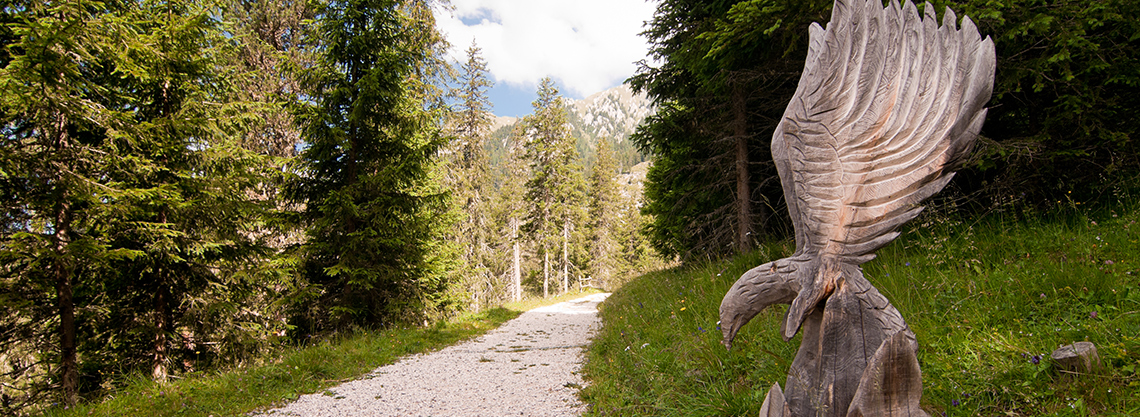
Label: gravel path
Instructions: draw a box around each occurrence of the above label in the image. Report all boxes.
[256,293,610,417]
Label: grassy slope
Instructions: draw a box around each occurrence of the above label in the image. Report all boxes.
[42,290,600,417]
[581,206,1140,416]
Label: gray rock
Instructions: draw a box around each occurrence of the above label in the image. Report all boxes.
[1051,342,1101,374]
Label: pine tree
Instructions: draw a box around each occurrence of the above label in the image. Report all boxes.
[587,138,622,288]
[290,0,455,329]
[522,78,583,297]
[0,1,108,403]
[631,0,830,260]
[446,42,496,310]
[79,0,280,385]
[491,123,530,302]
[0,0,280,406]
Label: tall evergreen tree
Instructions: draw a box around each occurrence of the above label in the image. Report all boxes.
[631,0,831,261]
[96,0,280,383]
[522,78,583,297]
[0,1,111,404]
[446,42,496,310]
[289,0,455,330]
[586,138,621,288]
[0,0,280,407]
[491,123,530,302]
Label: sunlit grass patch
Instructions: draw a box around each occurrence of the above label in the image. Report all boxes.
[582,205,1140,416]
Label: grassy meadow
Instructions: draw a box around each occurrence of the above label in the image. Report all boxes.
[39,290,601,417]
[580,204,1140,416]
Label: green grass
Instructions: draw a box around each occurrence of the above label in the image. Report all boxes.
[41,289,601,417]
[581,206,1140,416]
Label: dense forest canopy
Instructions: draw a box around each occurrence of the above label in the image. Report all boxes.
[632,0,1140,261]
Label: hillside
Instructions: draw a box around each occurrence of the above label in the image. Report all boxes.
[486,84,654,180]
[581,205,1140,415]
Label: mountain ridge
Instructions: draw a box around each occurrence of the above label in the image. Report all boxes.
[487,83,654,173]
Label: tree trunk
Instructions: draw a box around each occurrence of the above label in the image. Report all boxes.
[731,80,752,253]
[511,218,521,302]
[54,202,78,407]
[51,112,78,407]
[543,249,549,298]
[152,275,170,383]
[561,222,568,294]
[152,210,171,383]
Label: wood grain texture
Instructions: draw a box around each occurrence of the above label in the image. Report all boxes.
[847,331,929,417]
[718,0,995,415]
[760,383,793,417]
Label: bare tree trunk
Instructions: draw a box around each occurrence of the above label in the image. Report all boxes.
[543,249,549,298]
[731,81,752,253]
[511,218,521,302]
[152,210,170,383]
[152,275,170,383]
[512,240,521,301]
[561,222,568,294]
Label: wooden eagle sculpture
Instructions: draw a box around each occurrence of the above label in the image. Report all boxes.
[717,0,995,415]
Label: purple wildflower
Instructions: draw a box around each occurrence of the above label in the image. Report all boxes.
[1031,355,1041,365]
[1090,311,1098,319]
[952,400,959,406]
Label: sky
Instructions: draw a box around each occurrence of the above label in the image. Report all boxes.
[433,0,658,118]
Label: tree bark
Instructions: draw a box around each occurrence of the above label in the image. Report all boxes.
[55,202,78,407]
[543,248,549,298]
[152,210,171,383]
[544,246,549,298]
[731,80,752,253]
[152,273,170,383]
[512,240,521,302]
[561,222,568,294]
[51,111,79,407]
[511,218,521,302]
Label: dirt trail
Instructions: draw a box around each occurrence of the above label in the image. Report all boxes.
[255,293,610,417]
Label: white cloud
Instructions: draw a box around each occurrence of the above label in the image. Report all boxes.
[433,0,657,97]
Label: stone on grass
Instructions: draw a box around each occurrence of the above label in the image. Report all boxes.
[1050,342,1100,374]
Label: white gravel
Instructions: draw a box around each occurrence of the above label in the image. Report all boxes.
[255,293,610,417]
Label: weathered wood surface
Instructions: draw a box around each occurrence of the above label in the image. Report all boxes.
[847,331,929,417]
[718,0,995,415]
[760,382,793,417]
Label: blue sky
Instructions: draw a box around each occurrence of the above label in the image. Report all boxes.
[433,0,658,118]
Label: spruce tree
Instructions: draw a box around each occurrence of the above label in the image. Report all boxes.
[446,42,495,310]
[587,138,621,288]
[0,1,109,403]
[631,0,830,260]
[491,123,530,302]
[522,78,583,297]
[290,0,455,329]
[0,0,279,405]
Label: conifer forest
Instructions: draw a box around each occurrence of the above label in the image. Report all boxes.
[0,0,659,412]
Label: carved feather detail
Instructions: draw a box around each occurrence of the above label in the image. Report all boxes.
[777,0,994,263]
[777,0,994,340]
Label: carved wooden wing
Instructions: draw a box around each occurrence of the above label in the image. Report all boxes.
[774,0,995,264]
